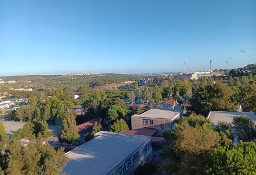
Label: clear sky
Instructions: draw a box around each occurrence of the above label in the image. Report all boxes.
[0,0,256,75]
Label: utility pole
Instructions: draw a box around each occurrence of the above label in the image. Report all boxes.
[183,62,186,74]
[210,60,212,72]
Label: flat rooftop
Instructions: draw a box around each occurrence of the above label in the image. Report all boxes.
[62,131,150,175]
[1,121,25,134]
[1,120,59,137]
[208,111,256,125]
[120,127,158,136]
[132,108,180,119]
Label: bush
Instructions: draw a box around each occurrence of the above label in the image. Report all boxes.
[136,162,156,175]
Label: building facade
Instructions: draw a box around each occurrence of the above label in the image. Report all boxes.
[63,131,152,175]
[131,109,181,135]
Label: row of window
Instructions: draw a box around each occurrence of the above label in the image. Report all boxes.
[143,142,151,153]
[142,119,167,129]
[118,150,140,175]
[142,119,153,125]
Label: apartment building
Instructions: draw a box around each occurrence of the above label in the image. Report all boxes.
[207,111,256,125]
[62,131,152,175]
[131,108,181,135]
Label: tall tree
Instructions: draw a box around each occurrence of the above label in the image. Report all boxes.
[239,84,256,112]
[5,139,67,175]
[57,112,79,144]
[161,115,220,175]
[127,91,136,102]
[205,142,256,175]
[191,82,236,116]
[174,117,219,157]
[92,122,102,135]
[152,85,162,103]
[233,116,255,142]
[110,119,129,132]
[107,105,127,122]
[0,121,7,150]
[142,87,153,103]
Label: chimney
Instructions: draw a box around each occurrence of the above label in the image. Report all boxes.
[237,104,242,112]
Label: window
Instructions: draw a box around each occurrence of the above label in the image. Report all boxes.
[146,154,152,163]
[125,160,131,170]
[143,119,153,125]
[118,167,123,175]
[122,165,126,173]
[133,151,139,162]
[143,142,151,153]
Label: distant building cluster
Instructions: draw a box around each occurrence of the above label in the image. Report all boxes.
[67,73,101,76]
[10,88,33,91]
[0,79,16,84]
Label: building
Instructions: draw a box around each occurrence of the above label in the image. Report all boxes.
[207,111,256,125]
[120,128,166,145]
[62,131,152,175]
[2,121,25,135]
[76,118,100,143]
[68,105,84,115]
[131,109,181,135]
[208,111,256,144]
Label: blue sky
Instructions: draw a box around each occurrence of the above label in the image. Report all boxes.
[0,0,256,75]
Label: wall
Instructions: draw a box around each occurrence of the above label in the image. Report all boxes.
[107,139,152,175]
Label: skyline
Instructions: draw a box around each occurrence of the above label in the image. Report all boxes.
[1,0,256,76]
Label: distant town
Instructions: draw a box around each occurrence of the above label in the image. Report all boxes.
[0,63,255,174]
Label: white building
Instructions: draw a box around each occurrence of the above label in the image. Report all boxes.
[62,131,152,175]
[207,111,256,125]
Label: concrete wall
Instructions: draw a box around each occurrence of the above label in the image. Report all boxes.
[131,115,179,135]
[107,139,152,175]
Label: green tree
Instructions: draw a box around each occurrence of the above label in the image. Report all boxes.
[80,86,90,102]
[191,82,236,116]
[0,121,7,150]
[5,139,67,175]
[233,116,255,142]
[161,115,220,175]
[92,122,102,135]
[214,122,233,146]
[110,119,129,132]
[10,106,32,121]
[239,84,256,112]
[136,106,143,114]
[174,118,219,156]
[174,80,192,98]
[57,112,79,144]
[142,87,153,103]
[205,142,256,175]
[127,91,136,102]
[107,105,126,122]
[152,85,162,103]
[14,120,48,139]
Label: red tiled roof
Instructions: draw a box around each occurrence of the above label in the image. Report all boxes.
[120,127,157,137]
[76,118,100,133]
[166,99,178,106]
[138,104,148,109]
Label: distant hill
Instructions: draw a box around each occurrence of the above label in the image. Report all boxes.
[229,63,256,77]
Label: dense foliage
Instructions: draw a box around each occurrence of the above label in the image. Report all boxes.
[160,114,256,175]
[0,121,67,175]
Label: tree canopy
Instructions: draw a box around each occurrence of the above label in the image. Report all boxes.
[191,82,236,116]
[57,111,79,144]
[110,119,129,132]
[205,142,256,175]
